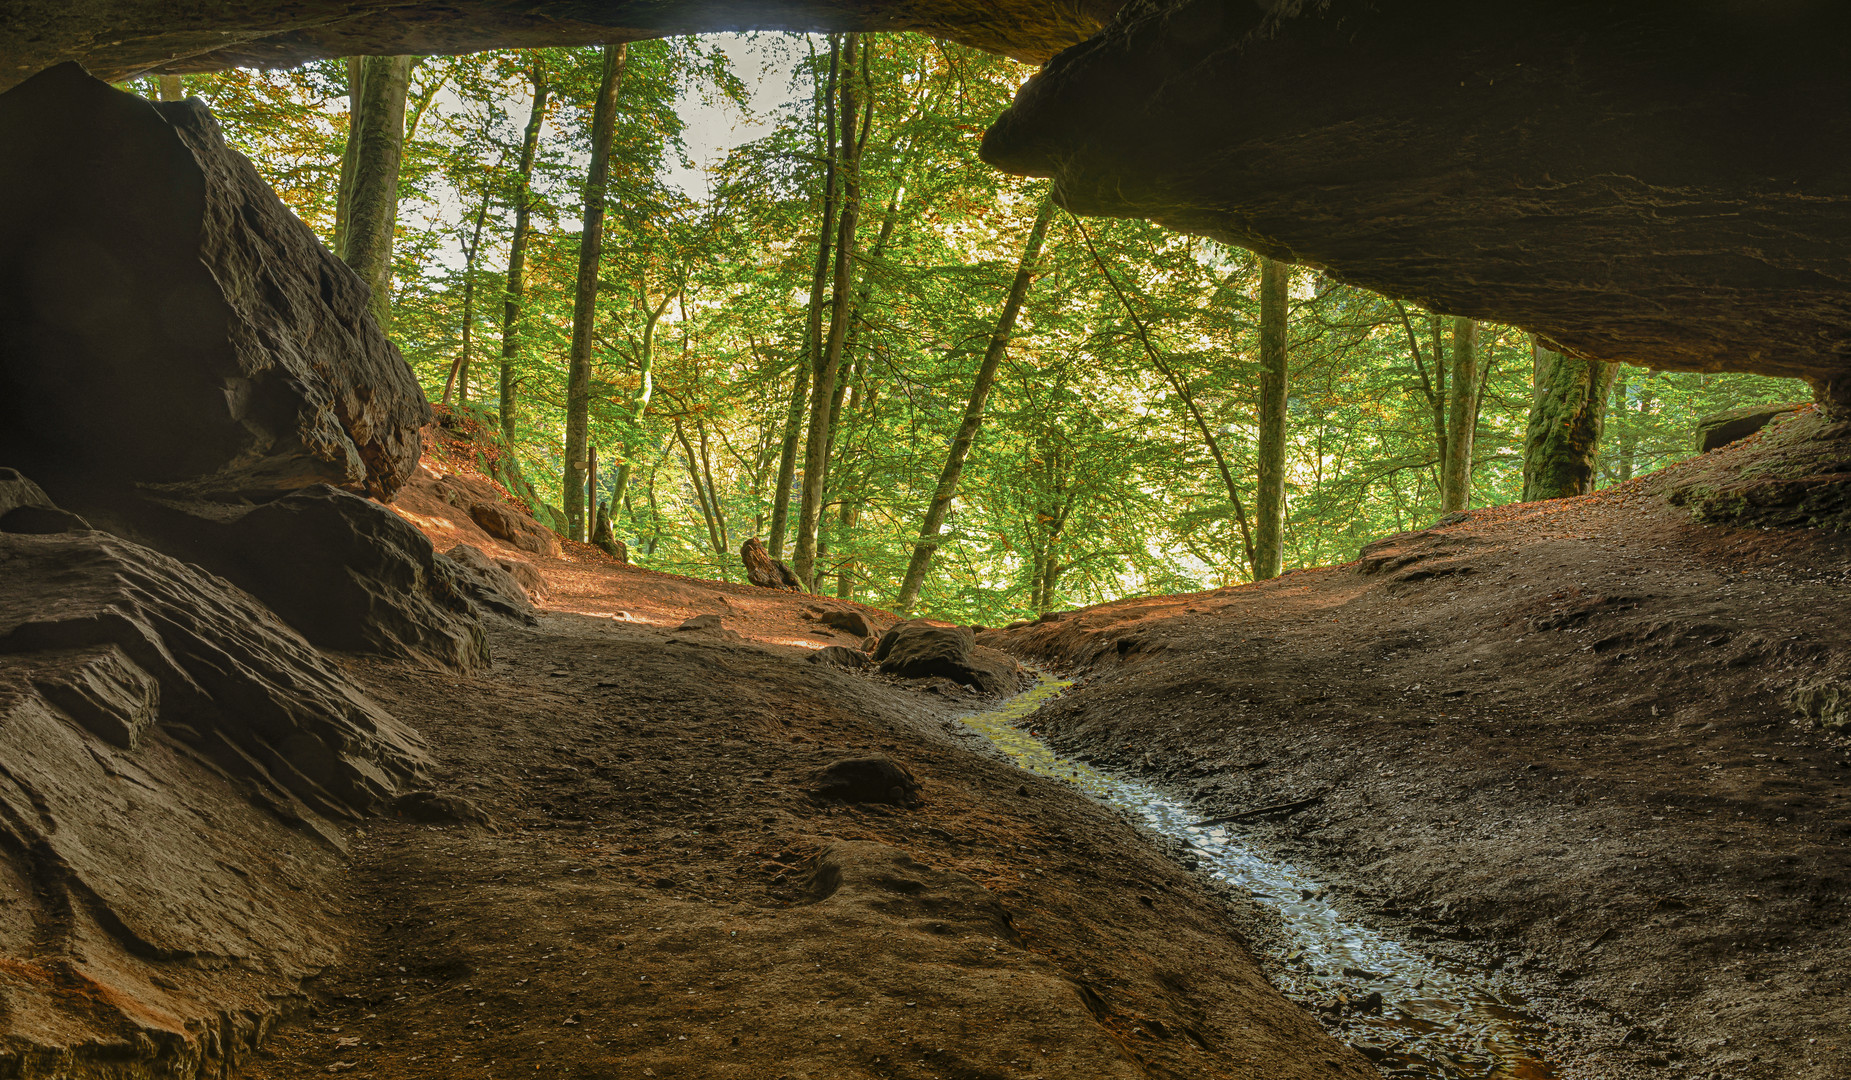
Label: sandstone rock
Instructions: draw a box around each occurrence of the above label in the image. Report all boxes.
[0,65,428,500]
[391,789,495,828]
[809,645,873,671]
[676,613,729,633]
[496,555,548,600]
[471,499,564,558]
[1695,403,1807,454]
[0,527,423,1073]
[133,485,489,671]
[742,537,803,590]
[809,756,922,806]
[982,2,1851,404]
[0,465,90,533]
[819,608,880,638]
[7,1,1121,93]
[874,619,1025,695]
[445,542,539,625]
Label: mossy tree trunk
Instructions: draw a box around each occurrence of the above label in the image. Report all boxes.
[1522,337,1617,501]
[1253,256,1289,579]
[562,45,626,543]
[337,55,413,331]
[1440,317,1479,511]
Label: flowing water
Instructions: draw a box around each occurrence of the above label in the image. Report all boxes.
[959,674,1560,1080]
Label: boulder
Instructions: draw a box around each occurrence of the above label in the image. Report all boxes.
[131,485,489,671]
[445,542,539,625]
[0,65,428,501]
[0,524,427,1072]
[0,465,91,533]
[471,499,564,558]
[1695,402,1807,453]
[874,619,1025,695]
[818,608,880,638]
[742,537,803,590]
[496,554,548,600]
[809,755,922,806]
[982,2,1851,408]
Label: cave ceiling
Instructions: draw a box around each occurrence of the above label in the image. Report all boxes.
[983,0,1851,406]
[0,0,1122,90]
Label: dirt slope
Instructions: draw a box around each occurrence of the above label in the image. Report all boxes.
[233,423,1376,1079]
[992,411,1851,1080]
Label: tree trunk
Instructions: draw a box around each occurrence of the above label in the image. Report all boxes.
[337,55,413,331]
[157,74,183,101]
[1441,316,1479,511]
[769,38,842,562]
[562,45,626,544]
[609,293,672,532]
[894,194,1055,615]
[441,195,491,404]
[499,59,550,445]
[1521,337,1617,501]
[792,37,855,589]
[333,58,361,256]
[1253,256,1289,580]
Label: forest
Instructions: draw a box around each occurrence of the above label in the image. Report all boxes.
[135,33,1804,624]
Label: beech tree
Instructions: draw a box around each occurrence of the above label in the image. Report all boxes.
[1253,256,1289,579]
[1522,338,1616,500]
[336,55,413,329]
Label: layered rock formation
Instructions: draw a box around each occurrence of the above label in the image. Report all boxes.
[3,0,1124,91]
[983,1,1851,413]
[0,63,428,500]
[0,487,431,1074]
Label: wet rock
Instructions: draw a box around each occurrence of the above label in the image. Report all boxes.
[1695,402,1807,453]
[809,645,873,671]
[874,619,1024,695]
[982,2,1851,402]
[471,499,563,559]
[133,485,488,671]
[741,537,803,590]
[0,66,427,500]
[810,755,922,806]
[445,542,539,625]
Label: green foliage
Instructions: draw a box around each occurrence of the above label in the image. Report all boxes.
[193,34,1810,625]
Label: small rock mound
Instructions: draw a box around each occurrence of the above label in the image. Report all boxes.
[471,499,563,558]
[809,755,922,806]
[391,790,495,828]
[874,619,1024,695]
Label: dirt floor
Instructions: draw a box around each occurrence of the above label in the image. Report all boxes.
[237,408,1850,1080]
[235,432,1379,1080]
[997,411,1851,1080]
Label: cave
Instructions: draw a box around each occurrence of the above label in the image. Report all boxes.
[1,3,1847,1079]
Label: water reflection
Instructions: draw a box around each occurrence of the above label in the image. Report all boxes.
[961,674,1559,1080]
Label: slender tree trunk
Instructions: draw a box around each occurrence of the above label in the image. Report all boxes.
[1253,256,1289,579]
[893,194,1054,614]
[441,196,491,404]
[794,33,866,590]
[338,55,413,331]
[771,36,842,563]
[500,59,551,445]
[1521,337,1617,501]
[698,415,729,553]
[563,45,626,543]
[586,443,599,534]
[675,419,726,556]
[1441,317,1479,511]
[610,294,671,529]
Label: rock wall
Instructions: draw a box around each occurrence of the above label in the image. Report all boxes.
[982,0,1851,410]
[2,0,1125,92]
[0,64,429,501]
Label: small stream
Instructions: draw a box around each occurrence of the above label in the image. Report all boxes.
[959,674,1560,1080]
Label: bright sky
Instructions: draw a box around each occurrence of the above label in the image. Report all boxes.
[660,33,806,200]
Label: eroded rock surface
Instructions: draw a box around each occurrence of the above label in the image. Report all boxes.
[0,523,430,1075]
[0,64,429,500]
[875,618,1025,694]
[5,0,1124,92]
[983,1,1851,406]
